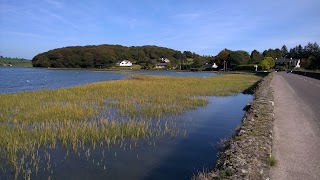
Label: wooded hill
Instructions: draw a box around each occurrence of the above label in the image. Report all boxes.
[31,44,211,69]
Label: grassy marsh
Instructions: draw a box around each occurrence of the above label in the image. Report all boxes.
[0,74,260,178]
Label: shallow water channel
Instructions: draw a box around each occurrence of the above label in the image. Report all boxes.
[1,94,252,179]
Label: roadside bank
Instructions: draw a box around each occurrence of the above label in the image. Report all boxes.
[196,73,274,180]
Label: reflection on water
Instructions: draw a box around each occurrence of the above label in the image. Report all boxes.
[0,94,252,179]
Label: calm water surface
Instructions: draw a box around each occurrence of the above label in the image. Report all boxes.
[15,94,250,180]
[0,67,250,179]
[0,67,219,93]
[0,67,128,93]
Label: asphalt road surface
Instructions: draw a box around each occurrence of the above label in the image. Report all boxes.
[271,72,320,180]
[277,72,320,127]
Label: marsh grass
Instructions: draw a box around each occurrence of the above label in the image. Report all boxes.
[0,74,260,178]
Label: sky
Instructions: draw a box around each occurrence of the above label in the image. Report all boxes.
[0,0,320,59]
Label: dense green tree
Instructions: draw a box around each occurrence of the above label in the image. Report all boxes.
[260,59,270,70]
[227,50,250,69]
[278,42,320,69]
[304,43,320,69]
[306,43,319,55]
[260,57,274,70]
[190,56,205,68]
[289,45,304,59]
[212,49,232,69]
[250,50,263,64]
[265,57,275,68]
[82,52,94,68]
[263,49,282,59]
[183,51,193,58]
[34,55,51,67]
[281,45,288,58]
[68,54,82,67]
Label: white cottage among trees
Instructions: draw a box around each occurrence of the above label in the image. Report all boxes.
[117,60,132,67]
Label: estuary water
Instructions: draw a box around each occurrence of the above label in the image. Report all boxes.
[0,67,128,93]
[0,67,251,179]
[23,94,251,180]
[0,67,219,93]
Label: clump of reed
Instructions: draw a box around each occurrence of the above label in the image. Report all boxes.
[0,74,260,178]
[0,74,259,123]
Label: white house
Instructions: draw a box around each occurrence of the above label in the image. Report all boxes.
[203,63,218,70]
[117,60,132,67]
[160,58,170,63]
[212,63,218,68]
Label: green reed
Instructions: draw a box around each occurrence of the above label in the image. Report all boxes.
[0,74,260,178]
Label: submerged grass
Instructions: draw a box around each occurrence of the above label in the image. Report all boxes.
[0,74,260,178]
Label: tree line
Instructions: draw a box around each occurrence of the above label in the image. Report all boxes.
[32,42,320,70]
[208,42,319,70]
[32,45,212,69]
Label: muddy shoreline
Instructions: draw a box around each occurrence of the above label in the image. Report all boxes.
[196,73,274,179]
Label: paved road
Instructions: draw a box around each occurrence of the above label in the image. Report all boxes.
[278,72,320,127]
[271,72,320,180]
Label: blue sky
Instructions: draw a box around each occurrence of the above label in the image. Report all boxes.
[1,0,320,59]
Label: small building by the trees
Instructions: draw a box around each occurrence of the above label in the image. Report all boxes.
[116,60,132,67]
[160,58,170,63]
[275,58,300,70]
[203,63,218,71]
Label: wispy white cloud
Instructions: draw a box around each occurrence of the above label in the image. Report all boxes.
[39,9,83,31]
[44,0,64,8]
[174,12,202,19]
[0,31,47,39]
[105,15,147,30]
[172,10,215,24]
[0,1,36,14]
